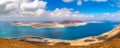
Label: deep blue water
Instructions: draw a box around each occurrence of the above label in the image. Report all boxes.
[0,22,119,40]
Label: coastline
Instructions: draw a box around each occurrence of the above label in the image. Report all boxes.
[46,24,120,46]
[10,24,120,46]
[49,25,120,46]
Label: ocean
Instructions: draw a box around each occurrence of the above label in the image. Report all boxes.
[0,22,119,40]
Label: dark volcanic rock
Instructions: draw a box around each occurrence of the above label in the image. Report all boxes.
[55,42,70,45]
[84,39,95,42]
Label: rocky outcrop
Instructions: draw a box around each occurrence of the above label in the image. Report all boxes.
[12,36,70,45]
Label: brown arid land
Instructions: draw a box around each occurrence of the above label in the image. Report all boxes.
[0,38,120,48]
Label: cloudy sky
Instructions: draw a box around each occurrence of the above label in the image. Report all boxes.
[0,0,120,22]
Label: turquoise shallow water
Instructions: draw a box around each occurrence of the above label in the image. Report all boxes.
[0,22,119,40]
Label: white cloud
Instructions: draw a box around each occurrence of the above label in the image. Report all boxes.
[84,0,108,2]
[0,7,120,22]
[63,0,82,6]
[0,0,120,22]
[91,0,108,2]
[20,0,47,11]
[63,0,74,3]
[5,3,19,11]
[0,1,16,13]
[77,0,82,6]
[63,0,108,6]
[89,11,120,22]
[0,0,47,14]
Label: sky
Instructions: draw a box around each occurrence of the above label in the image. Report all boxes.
[45,0,120,14]
[0,0,120,22]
